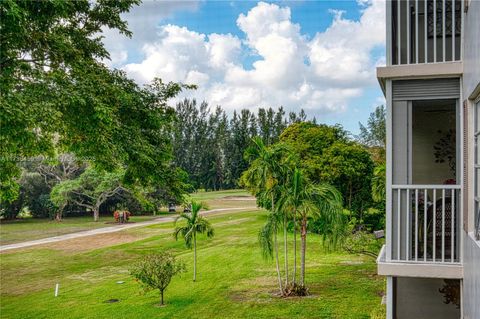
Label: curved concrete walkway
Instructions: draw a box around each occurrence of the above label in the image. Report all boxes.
[0,207,255,252]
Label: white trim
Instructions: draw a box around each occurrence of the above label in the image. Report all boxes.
[378,260,464,278]
[386,276,393,319]
[387,80,393,261]
[392,184,461,189]
[386,0,392,65]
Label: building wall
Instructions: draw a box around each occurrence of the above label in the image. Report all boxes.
[462,0,480,98]
[395,277,460,319]
[462,1,480,318]
[462,232,480,319]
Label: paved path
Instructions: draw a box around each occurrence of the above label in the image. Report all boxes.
[0,207,255,252]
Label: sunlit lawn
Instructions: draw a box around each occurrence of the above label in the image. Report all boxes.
[0,215,160,245]
[0,206,385,319]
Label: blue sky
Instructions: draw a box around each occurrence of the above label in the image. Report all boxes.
[103,0,386,134]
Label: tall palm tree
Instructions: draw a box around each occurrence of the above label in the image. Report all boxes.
[174,201,214,282]
[299,183,343,287]
[278,167,302,286]
[280,168,343,289]
[242,137,287,294]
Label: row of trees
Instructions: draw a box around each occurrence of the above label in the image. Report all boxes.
[173,100,309,191]
[242,137,344,295]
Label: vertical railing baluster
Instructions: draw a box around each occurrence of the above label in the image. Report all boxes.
[442,0,446,61]
[433,189,436,262]
[398,189,401,260]
[434,0,437,62]
[398,0,402,64]
[424,0,428,63]
[424,188,427,261]
[415,189,419,261]
[452,0,456,60]
[415,0,419,63]
[406,189,410,260]
[442,188,445,262]
[407,0,410,64]
[451,189,455,262]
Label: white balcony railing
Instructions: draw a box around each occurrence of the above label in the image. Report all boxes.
[389,0,463,65]
[389,184,461,264]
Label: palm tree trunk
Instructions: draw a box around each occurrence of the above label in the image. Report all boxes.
[272,195,283,295]
[293,208,297,285]
[193,231,197,282]
[300,213,307,287]
[274,223,283,295]
[283,210,288,286]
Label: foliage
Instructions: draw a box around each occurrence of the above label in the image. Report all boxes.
[358,105,386,148]
[280,122,374,221]
[174,201,214,281]
[0,0,191,203]
[173,100,309,190]
[50,168,126,221]
[372,164,386,203]
[130,252,185,306]
[242,137,344,295]
[342,230,384,259]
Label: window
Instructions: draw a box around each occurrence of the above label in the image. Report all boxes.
[475,101,480,240]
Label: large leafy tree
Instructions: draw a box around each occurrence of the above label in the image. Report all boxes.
[50,167,126,221]
[173,201,214,282]
[0,0,190,202]
[280,122,374,220]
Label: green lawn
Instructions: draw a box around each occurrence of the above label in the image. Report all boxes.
[0,208,385,318]
[0,189,251,246]
[0,215,159,245]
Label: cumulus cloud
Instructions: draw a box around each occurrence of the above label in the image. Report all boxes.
[118,0,385,115]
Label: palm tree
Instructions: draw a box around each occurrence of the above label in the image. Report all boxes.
[372,163,386,203]
[174,201,214,282]
[278,167,302,286]
[241,137,286,294]
[299,183,343,287]
[280,168,343,289]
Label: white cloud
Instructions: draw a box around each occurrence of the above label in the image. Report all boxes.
[118,0,386,116]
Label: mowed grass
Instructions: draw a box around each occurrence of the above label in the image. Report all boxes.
[0,207,385,319]
[0,215,160,245]
[0,189,251,245]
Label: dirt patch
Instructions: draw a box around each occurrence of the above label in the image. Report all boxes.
[42,232,143,253]
[222,196,256,201]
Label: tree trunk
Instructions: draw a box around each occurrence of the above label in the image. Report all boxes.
[293,208,297,285]
[55,204,65,221]
[93,207,99,222]
[193,231,197,282]
[160,289,164,305]
[300,213,307,287]
[274,222,283,295]
[283,210,289,286]
[272,195,283,295]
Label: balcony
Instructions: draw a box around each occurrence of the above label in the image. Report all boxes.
[390,184,461,263]
[388,0,463,66]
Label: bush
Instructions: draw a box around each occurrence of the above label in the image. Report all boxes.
[130,252,185,306]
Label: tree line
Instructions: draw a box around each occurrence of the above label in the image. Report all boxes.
[173,99,309,191]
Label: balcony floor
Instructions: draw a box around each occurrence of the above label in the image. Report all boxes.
[377,245,463,279]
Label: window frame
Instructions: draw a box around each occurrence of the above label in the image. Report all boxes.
[474,100,480,240]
